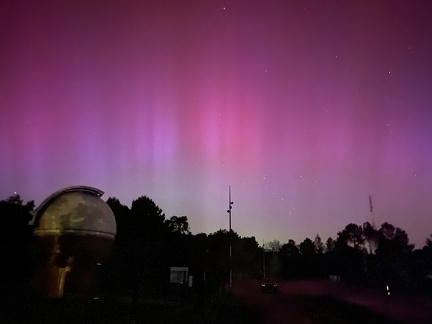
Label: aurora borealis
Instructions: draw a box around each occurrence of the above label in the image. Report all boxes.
[1,1,432,247]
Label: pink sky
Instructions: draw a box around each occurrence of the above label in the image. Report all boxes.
[1,0,432,247]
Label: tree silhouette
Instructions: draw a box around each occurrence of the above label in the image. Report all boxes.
[372,222,415,291]
[3,191,429,298]
[299,238,321,278]
[166,216,191,235]
[105,197,132,293]
[279,240,301,279]
[313,234,325,254]
[332,225,366,282]
[362,222,378,254]
[264,239,281,252]
[336,223,364,250]
[299,238,315,257]
[326,237,335,252]
[0,194,35,295]
[424,234,432,254]
[106,197,131,235]
[376,222,414,256]
[233,236,260,278]
[130,196,167,243]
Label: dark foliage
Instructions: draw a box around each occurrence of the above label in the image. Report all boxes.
[1,192,432,300]
[0,195,34,296]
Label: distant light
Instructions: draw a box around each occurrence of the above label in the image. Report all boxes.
[96,262,102,266]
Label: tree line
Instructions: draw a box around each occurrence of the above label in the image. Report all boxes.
[1,193,432,298]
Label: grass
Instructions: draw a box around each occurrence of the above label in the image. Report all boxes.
[0,290,399,324]
[0,293,262,324]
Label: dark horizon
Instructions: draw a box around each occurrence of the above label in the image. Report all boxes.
[3,190,428,251]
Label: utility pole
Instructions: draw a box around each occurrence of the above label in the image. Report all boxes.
[227,185,233,288]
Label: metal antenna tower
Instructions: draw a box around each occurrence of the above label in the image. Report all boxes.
[262,239,266,278]
[369,194,376,228]
[227,185,233,288]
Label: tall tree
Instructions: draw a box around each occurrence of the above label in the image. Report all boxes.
[233,236,260,278]
[333,224,366,282]
[279,239,301,279]
[106,197,130,225]
[298,238,324,278]
[314,234,325,254]
[105,197,132,291]
[373,223,415,290]
[280,240,300,258]
[376,222,414,256]
[130,196,167,243]
[326,237,335,252]
[299,238,316,257]
[207,230,236,290]
[362,222,378,254]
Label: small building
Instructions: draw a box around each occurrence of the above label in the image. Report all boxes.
[170,266,192,287]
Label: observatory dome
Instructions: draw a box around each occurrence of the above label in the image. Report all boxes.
[30,186,116,298]
[34,186,116,238]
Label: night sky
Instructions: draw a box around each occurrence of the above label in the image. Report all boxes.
[1,1,432,248]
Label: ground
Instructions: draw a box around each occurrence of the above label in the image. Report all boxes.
[2,280,432,323]
[231,279,432,323]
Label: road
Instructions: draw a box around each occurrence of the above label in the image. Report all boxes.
[231,280,432,324]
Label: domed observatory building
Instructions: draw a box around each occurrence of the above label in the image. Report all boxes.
[31,186,116,298]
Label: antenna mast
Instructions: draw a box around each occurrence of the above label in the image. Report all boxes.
[262,239,266,278]
[227,185,233,288]
[369,194,376,228]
